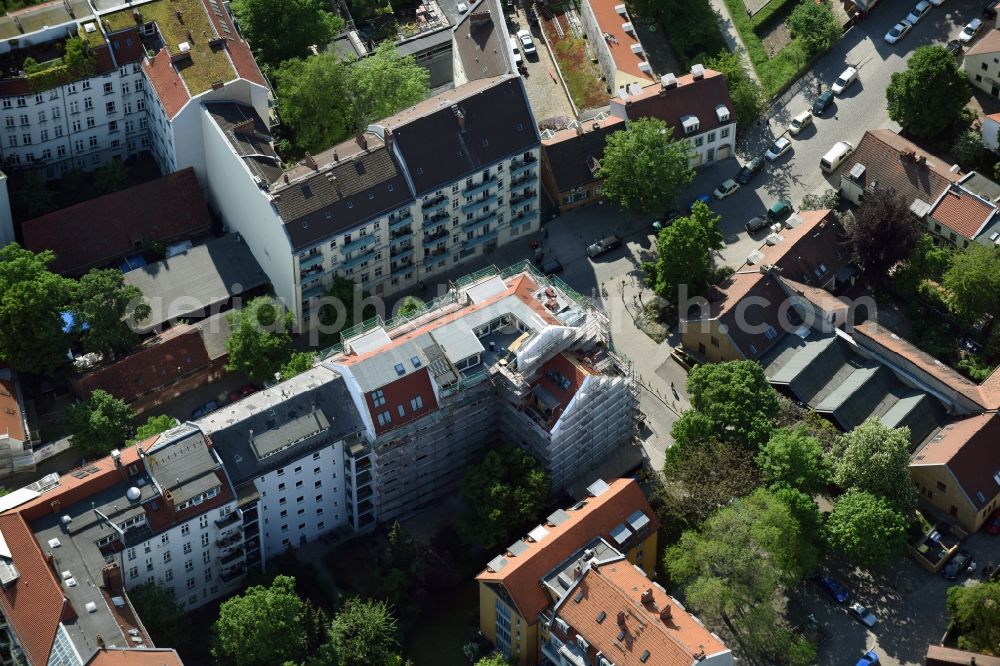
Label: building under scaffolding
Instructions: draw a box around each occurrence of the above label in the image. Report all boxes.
[323,261,638,523]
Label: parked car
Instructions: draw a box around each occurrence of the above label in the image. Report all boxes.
[943,549,976,579]
[516,29,536,55]
[812,574,849,603]
[929,0,945,4]
[745,215,769,233]
[884,19,912,43]
[906,0,931,23]
[713,179,740,200]
[689,193,712,211]
[856,651,880,666]
[586,235,621,258]
[946,39,963,55]
[959,18,983,43]
[765,137,792,161]
[767,199,794,224]
[832,67,858,95]
[813,89,834,115]
[985,0,998,18]
[848,602,878,627]
[191,399,221,419]
[227,384,258,403]
[986,508,1000,534]
[788,110,814,135]
[735,156,765,184]
[509,36,522,65]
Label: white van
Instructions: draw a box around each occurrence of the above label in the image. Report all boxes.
[820,140,855,173]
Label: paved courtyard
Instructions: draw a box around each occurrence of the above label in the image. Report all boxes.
[512,8,576,124]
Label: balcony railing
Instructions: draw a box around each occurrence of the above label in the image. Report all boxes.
[389,213,413,230]
[463,210,497,232]
[302,281,327,300]
[215,510,241,528]
[342,247,377,270]
[510,190,537,206]
[220,565,246,583]
[421,194,448,211]
[464,229,499,249]
[423,228,448,245]
[220,548,246,566]
[462,193,496,214]
[217,530,243,549]
[510,171,536,188]
[298,253,324,270]
[462,176,497,197]
[390,226,413,240]
[511,211,538,228]
[340,234,377,254]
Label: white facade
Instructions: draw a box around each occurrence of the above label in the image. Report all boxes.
[984,114,1000,152]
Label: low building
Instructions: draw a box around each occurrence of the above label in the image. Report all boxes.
[983,112,1000,152]
[926,645,1000,666]
[609,66,736,167]
[21,168,212,276]
[451,0,516,86]
[0,366,32,479]
[475,478,666,664]
[911,412,1000,532]
[539,115,624,214]
[580,0,655,94]
[963,29,1000,99]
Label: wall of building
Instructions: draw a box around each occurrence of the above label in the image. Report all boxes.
[927,214,973,248]
[478,585,536,665]
[966,52,1000,98]
[686,122,735,167]
[0,171,11,247]
[910,464,997,532]
[983,117,1000,152]
[682,320,744,363]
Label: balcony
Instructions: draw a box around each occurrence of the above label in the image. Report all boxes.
[220,565,246,583]
[462,193,496,214]
[462,176,497,197]
[389,212,413,230]
[220,548,246,566]
[510,190,537,206]
[511,211,538,228]
[390,226,413,240]
[463,211,497,233]
[424,208,451,226]
[390,244,413,259]
[298,253,324,270]
[215,510,241,528]
[342,247,377,270]
[464,229,499,249]
[423,228,448,245]
[421,194,448,212]
[302,281,328,300]
[511,154,537,170]
[217,530,244,549]
[340,234,377,254]
[510,171,536,188]
[391,259,414,275]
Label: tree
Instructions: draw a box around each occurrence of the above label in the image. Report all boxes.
[128,582,191,651]
[599,118,695,215]
[835,419,917,512]
[826,489,908,567]
[346,42,430,131]
[92,158,129,194]
[475,655,513,666]
[280,351,315,381]
[943,243,1000,323]
[644,206,719,304]
[225,297,295,383]
[130,414,179,444]
[952,129,986,168]
[841,189,921,279]
[65,389,133,456]
[800,188,840,211]
[895,234,954,298]
[887,45,972,138]
[62,36,96,76]
[212,575,306,666]
[396,295,425,318]
[947,582,1000,656]
[787,1,840,57]
[231,0,343,69]
[458,445,550,550]
[0,244,75,374]
[686,360,779,450]
[665,489,815,665]
[772,486,824,574]
[756,426,829,494]
[705,50,765,130]
[303,600,331,654]
[668,409,716,450]
[72,268,150,358]
[324,598,400,666]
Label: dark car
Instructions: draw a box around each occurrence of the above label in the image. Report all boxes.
[228,384,258,403]
[813,575,849,603]
[812,90,834,115]
[943,549,976,579]
[767,199,793,224]
[734,156,765,185]
[191,399,221,420]
[689,193,712,211]
[946,39,963,56]
[986,508,1000,535]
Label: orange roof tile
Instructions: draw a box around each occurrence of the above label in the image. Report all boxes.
[911,413,1000,510]
[0,375,26,442]
[587,0,654,85]
[85,647,184,665]
[476,479,659,624]
[143,50,190,119]
[930,188,996,240]
[965,28,1000,56]
[555,562,727,666]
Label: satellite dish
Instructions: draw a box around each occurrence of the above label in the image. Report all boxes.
[126,487,141,502]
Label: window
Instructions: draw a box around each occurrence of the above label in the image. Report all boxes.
[295,480,303,488]
[106,101,116,114]
[203,551,211,564]
[279,497,287,505]
[315,480,322,489]
[281,524,289,533]
[15,97,25,107]
[82,81,91,91]
[1,99,9,109]
[187,577,196,590]
[313,452,321,460]
[165,569,173,582]
[127,548,136,561]
[3,117,12,129]
[146,558,154,572]
[707,131,716,143]
[181,524,190,536]
[183,542,192,554]
[278,482,286,491]
[694,136,704,147]
[72,119,81,132]
[294,466,302,474]
[57,144,66,156]
[5,136,13,148]
[410,396,423,410]
[104,82,113,94]
[201,533,210,546]
[108,120,118,132]
[185,560,194,572]
[313,467,321,475]
[397,404,406,418]
[163,552,172,563]
[710,336,719,348]
[129,566,139,579]
[297,508,305,516]
[937,481,947,492]
[277,467,285,477]
[297,496,304,503]
[89,136,98,148]
[315,494,323,503]
[84,97,93,111]
[377,411,392,426]
[21,133,30,145]
[280,509,288,519]
[39,129,48,141]
[137,98,145,111]
[86,116,95,128]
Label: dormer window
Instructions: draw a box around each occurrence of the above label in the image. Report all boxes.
[681,115,700,135]
[715,104,730,123]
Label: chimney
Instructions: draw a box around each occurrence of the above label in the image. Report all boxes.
[163,490,176,516]
[575,124,584,136]
[384,127,393,150]
[660,72,677,92]
[283,174,289,184]
[452,104,465,131]
[331,175,341,195]
[102,561,124,594]
[691,63,705,79]
[333,151,339,162]
[660,605,672,622]
[356,132,368,149]
[640,588,654,606]
[574,565,582,579]
[50,499,61,514]
[303,152,318,171]
[616,611,626,626]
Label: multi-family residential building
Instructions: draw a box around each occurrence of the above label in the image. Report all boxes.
[581,0,655,95]
[609,65,736,167]
[963,28,1000,99]
[202,74,541,326]
[0,0,268,185]
[539,115,624,214]
[323,263,637,523]
[476,478,682,664]
[198,365,369,570]
[0,424,240,665]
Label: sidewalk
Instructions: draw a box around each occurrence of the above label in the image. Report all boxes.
[707,0,762,86]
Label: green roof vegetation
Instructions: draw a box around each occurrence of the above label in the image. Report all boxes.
[77,22,106,47]
[102,0,235,96]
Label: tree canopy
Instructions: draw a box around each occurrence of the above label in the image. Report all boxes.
[887,45,972,138]
[943,243,1000,324]
[347,42,430,131]
[475,656,513,666]
[458,445,550,550]
[127,582,191,651]
[324,598,401,666]
[644,204,721,304]
[800,188,840,211]
[834,419,917,512]
[705,50,765,130]
[599,118,695,215]
[825,489,908,568]
[685,360,779,450]
[130,415,179,444]
[65,389,134,456]
[787,0,840,57]
[756,426,829,494]
[841,189,921,279]
[231,0,344,70]
[397,296,425,318]
[0,244,74,374]
[280,351,315,381]
[772,486,824,574]
[72,268,150,358]
[212,575,307,666]
[947,581,1000,656]
[225,297,295,383]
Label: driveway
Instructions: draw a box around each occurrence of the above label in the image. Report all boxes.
[511,8,576,124]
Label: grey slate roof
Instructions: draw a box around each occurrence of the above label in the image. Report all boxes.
[205,102,284,185]
[197,366,365,487]
[453,0,513,81]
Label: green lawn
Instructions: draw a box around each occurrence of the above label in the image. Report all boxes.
[404,580,480,666]
[721,0,815,96]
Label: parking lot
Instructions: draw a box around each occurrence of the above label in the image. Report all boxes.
[510,7,576,123]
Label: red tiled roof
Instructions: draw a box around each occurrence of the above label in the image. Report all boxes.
[926,645,1000,666]
[911,412,1000,510]
[0,375,26,442]
[74,326,212,404]
[588,0,654,85]
[929,188,996,240]
[839,129,960,205]
[476,479,660,624]
[198,0,266,87]
[965,28,1000,56]
[143,49,191,119]
[0,513,68,666]
[361,367,439,436]
[611,69,734,138]
[86,647,184,665]
[555,563,727,666]
[21,168,212,276]
[108,28,147,66]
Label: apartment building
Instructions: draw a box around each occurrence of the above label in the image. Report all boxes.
[201,74,541,326]
[324,262,637,523]
[609,65,736,167]
[197,365,369,570]
[539,115,624,214]
[0,0,268,187]
[0,425,239,665]
[476,478,667,664]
